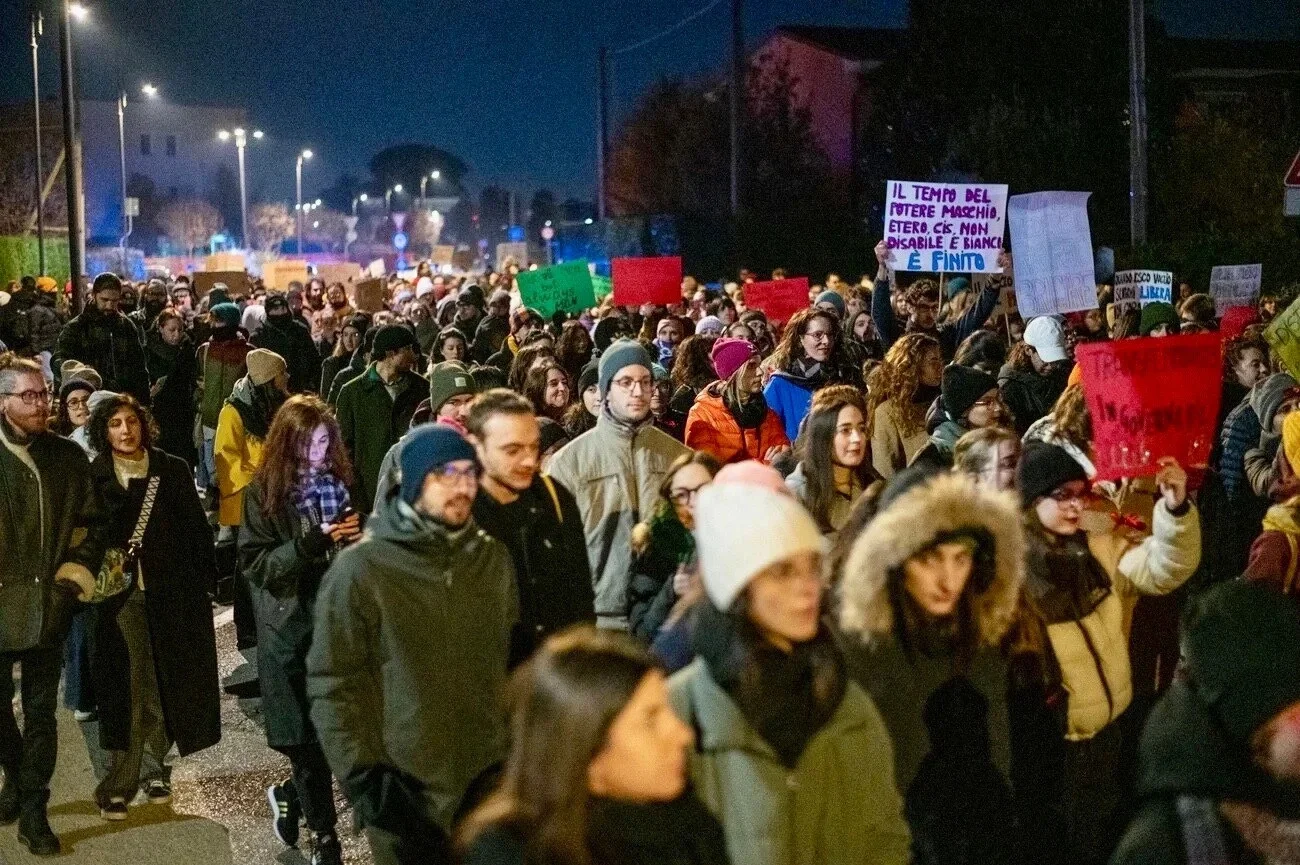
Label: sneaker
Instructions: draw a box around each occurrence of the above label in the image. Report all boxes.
[310,831,343,865]
[73,710,97,723]
[144,780,171,804]
[17,804,59,856]
[267,781,301,847]
[99,797,128,821]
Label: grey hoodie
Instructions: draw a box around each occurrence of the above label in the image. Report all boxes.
[1246,373,1297,497]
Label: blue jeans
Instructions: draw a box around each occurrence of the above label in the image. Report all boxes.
[62,609,96,713]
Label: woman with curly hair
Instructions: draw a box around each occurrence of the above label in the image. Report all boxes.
[868,333,942,480]
[763,307,863,442]
[555,319,594,387]
[668,335,717,431]
[507,341,556,394]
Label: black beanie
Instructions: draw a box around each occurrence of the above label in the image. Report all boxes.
[941,364,999,421]
[1017,441,1089,506]
[577,359,599,395]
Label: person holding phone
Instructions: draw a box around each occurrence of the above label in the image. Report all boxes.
[238,395,360,865]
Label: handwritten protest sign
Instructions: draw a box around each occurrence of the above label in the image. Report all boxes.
[431,245,455,266]
[516,260,596,317]
[1113,270,1173,310]
[496,242,529,271]
[976,269,1017,320]
[352,278,385,313]
[1209,264,1262,316]
[192,270,248,299]
[1007,191,1097,318]
[316,262,361,287]
[743,278,810,324]
[612,256,682,306]
[366,259,387,279]
[885,181,1008,273]
[1075,333,1222,481]
[592,274,613,301]
[204,252,246,272]
[263,259,310,291]
[1265,294,1300,380]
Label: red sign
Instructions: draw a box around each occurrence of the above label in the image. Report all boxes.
[1075,333,1223,481]
[743,277,810,324]
[1287,149,1300,187]
[611,256,682,307]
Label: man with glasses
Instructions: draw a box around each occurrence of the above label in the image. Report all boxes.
[548,339,690,630]
[53,272,151,404]
[308,424,517,865]
[0,357,107,855]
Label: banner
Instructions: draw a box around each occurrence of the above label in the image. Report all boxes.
[1075,333,1222,481]
[611,256,683,306]
[1113,270,1174,310]
[1007,191,1097,318]
[885,181,1008,273]
[516,260,596,317]
[263,259,310,291]
[192,270,248,299]
[1209,264,1262,316]
[1265,294,1300,380]
[431,245,455,266]
[743,278,810,324]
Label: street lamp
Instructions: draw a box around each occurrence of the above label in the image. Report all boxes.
[419,170,442,205]
[60,0,91,300]
[68,2,88,21]
[217,125,263,249]
[385,184,403,213]
[117,82,159,263]
[296,148,313,254]
[30,11,46,275]
[351,192,368,216]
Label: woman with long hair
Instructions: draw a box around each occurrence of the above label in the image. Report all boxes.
[684,338,789,465]
[239,395,359,865]
[868,333,942,480]
[668,335,718,431]
[84,394,220,820]
[319,315,369,397]
[508,341,556,394]
[555,319,595,388]
[843,308,884,367]
[432,325,470,365]
[763,308,863,443]
[954,426,1022,493]
[787,385,874,534]
[145,309,198,466]
[523,360,572,423]
[458,627,729,865]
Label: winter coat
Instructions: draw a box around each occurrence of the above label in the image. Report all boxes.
[197,332,251,429]
[472,475,595,667]
[763,372,818,443]
[1242,500,1300,593]
[1216,396,1260,502]
[910,418,966,471]
[668,658,911,865]
[325,351,368,405]
[54,306,151,403]
[237,479,336,747]
[872,400,931,480]
[335,364,427,514]
[547,415,690,626]
[684,387,789,465]
[319,351,352,397]
[145,332,198,466]
[306,492,518,834]
[215,396,265,527]
[627,512,695,642]
[472,314,510,364]
[87,449,220,756]
[871,274,998,359]
[0,422,105,652]
[252,316,322,394]
[785,462,861,534]
[998,362,1071,436]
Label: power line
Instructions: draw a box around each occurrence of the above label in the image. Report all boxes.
[610,0,727,56]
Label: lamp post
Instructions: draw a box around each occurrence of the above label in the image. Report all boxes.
[60,0,90,306]
[217,126,262,249]
[118,83,159,265]
[419,170,440,207]
[351,192,367,216]
[30,11,45,276]
[295,148,312,255]
[385,184,402,213]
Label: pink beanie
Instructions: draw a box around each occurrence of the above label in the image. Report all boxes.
[710,337,758,381]
[713,460,789,495]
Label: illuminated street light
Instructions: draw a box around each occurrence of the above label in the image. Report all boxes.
[295,149,314,253]
[252,129,264,139]
[140,83,158,98]
[68,2,88,21]
[217,126,262,247]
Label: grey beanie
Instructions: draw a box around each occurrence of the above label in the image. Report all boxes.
[598,339,654,398]
[1252,373,1298,434]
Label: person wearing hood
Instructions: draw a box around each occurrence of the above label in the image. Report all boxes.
[685,337,790,465]
[999,316,1074,435]
[1112,580,1300,865]
[548,340,690,631]
[667,479,912,865]
[869,333,944,479]
[836,467,1024,861]
[912,364,1007,470]
[325,326,376,406]
[1011,442,1201,865]
[196,301,252,493]
[1139,302,1180,338]
[307,424,518,865]
[53,272,151,404]
[319,314,369,398]
[763,308,863,443]
[253,293,322,394]
[471,289,512,363]
[454,285,487,344]
[1244,373,1300,501]
[145,309,199,467]
[786,385,873,534]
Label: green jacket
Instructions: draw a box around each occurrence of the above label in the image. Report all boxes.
[306,492,518,832]
[668,659,911,865]
[335,364,427,513]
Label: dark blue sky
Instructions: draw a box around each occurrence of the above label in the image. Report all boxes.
[0,0,1294,206]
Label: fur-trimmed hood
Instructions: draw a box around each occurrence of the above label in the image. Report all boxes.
[838,472,1024,647]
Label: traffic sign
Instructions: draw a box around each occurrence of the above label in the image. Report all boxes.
[1287,149,1300,187]
[541,225,555,241]
[392,232,408,251]
[125,197,140,217]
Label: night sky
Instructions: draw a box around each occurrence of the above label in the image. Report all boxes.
[0,0,1294,206]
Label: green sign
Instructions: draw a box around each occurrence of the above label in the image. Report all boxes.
[592,273,612,301]
[516,260,596,316]
[1266,294,1300,380]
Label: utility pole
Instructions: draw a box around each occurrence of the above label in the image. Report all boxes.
[729,0,743,216]
[117,91,128,268]
[59,0,86,306]
[30,11,45,276]
[596,46,610,221]
[1127,0,1148,247]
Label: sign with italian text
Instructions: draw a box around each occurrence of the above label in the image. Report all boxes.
[611,256,683,306]
[885,181,1007,273]
[1209,264,1262,316]
[1007,191,1097,318]
[516,260,596,317]
[1113,270,1173,310]
[1265,294,1300,380]
[743,278,810,324]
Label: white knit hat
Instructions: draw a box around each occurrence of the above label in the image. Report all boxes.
[694,482,827,611]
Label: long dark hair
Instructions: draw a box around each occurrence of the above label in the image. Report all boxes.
[523,360,571,422]
[458,627,662,865]
[509,342,556,394]
[670,335,717,391]
[555,320,594,385]
[795,385,872,532]
[767,308,858,385]
[254,395,353,517]
[88,393,159,457]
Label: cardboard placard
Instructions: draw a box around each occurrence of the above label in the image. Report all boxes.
[975,269,1017,319]
[1219,305,1258,342]
[1076,333,1222,481]
[1209,264,1262,316]
[611,256,683,306]
[496,242,529,271]
[885,181,1008,273]
[1265,294,1300,380]
[743,277,810,324]
[263,259,310,291]
[1113,270,1174,311]
[316,262,362,287]
[352,278,385,314]
[1008,191,1097,318]
[366,259,387,279]
[192,270,249,300]
[516,260,596,317]
[204,252,246,272]
[431,245,455,266]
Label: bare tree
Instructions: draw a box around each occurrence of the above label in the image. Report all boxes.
[249,203,295,254]
[305,207,349,252]
[157,199,222,254]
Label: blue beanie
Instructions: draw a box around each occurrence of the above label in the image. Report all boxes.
[598,339,654,398]
[210,302,240,328]
[945,276,970,299]
[399,424,478,504]
[814,291,845,316]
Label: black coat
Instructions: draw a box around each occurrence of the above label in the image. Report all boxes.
[472,475,594,667]
[252,316,322,394]
[145,332,199,466]
[238,479,333,748]
[88,449,220,756]
[54,306,151,403]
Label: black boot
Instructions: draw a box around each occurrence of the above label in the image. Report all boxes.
[0,767,19,825]
[310,830,342,865]
[17,791,60,856]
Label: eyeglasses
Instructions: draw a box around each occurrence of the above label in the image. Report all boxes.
[1047,485,1088,504]
[611,377,652,394]
[2,389,51,406]
[971,396,1002,410]
[804,330,833,343]
[431,464,480,485]
[668,484,709,507]
[65,396,89,409]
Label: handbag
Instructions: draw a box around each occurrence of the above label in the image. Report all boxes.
[89,476,160,604]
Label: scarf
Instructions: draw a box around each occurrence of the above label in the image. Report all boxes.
[294,468,350,526]
[647,505,695,566]
[790,356,825,384]
[1022,520,1112,624]
[692,601,846,769]
[226,376,283,439]
[652,338,676,366]
[717,380,768,429]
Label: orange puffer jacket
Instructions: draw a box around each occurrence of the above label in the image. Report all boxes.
[684,388,790,465]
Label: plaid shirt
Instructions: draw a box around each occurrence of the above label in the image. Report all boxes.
[294,469,350,527]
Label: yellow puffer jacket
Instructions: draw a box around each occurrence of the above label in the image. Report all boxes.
[215,403,264,527]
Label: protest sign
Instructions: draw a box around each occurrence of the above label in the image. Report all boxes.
[352,278,385,313]
[192,270,248,299]
[592,274,613,301]
[1007,191,1097,318]
[1220,305,1258,342]
[1209,264,1262,316]
[976,269,1017,320]
[366,259,387,279]
[496,242,529,271]
[885,181,1008,274]
[431,245,455,266]
[204,252,246,272]
[1113,270,1173,309]
[1265,294,1300,380]
[611,256,682,306]
[263,259,310,291]
[1075,333,1222,481]
[516,260,596,317]
[743,278,811,324]
[316,262,361,287]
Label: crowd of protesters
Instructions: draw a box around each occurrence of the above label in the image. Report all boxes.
[0,245,1297,865]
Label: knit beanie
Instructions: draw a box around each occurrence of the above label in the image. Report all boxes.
[428,361,477,414]
[59,376,98,403]
[264,293,290,315]
[1024,316,1069,364]
[1139,302,1179,336]
[941,364,999,421]
[246,348,287,386]
[416,276,435,299]
[344,314,371,337]
[86,390,121,417]
[710,337,757,381]
[372,324,418,359]
[1181,580,1300,744]
[488,289,511,308]
[1017,440,1089,506]
[592,317,627,353]
[537,417,570,454]
[60,361,102,390]
[457,285,485,307]
[945,276,970,300]
[598,339,653,398]
[696,315,725,336]
[1252,373,1298,435]
[695,483,826,611]
[210,302,241,328]
[399,424,478,505]
[576,359,599,395]
[815,290,845,317]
